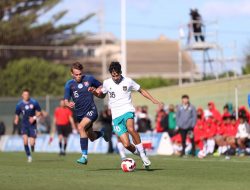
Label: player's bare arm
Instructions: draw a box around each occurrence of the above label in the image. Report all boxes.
[88,86,106,99]
[138,88,162,105]
[48,116,57,144]
[51,116,57,135]
[69,115,77,132]
[14,114,19,125]
[29,111,41,124]
[64,99,75,108]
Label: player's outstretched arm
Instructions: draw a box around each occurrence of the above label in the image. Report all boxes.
[69,115,77,134]
[14,115,19,125]
[64,99,75,108]
[88,86,106,99]
[49,117,57,144]
[138,88,163,105]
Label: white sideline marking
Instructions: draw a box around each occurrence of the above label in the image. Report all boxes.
[160,157,250,164]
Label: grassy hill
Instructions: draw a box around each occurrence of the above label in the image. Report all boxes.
[132,75,250,119]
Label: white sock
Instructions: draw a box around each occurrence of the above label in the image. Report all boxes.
[135,143,146,158]
[203,140,208,154]
[207,139,215,154]
[117,142,126,159]
[81,154,87,159]
[222,146,227,154]
[218,146,222,154]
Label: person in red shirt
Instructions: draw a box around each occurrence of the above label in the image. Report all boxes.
[171,133,191,155]
[214,115,229,155]
[52,99,77,155]
[224,116,238,150]
[194,108,205,151]
[222,105,231,119]
[208,102,222,122]
[155,104,166,133]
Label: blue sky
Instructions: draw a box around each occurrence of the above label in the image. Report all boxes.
[43,0,250,73]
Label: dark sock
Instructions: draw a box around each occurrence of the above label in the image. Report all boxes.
[94,131,103,139]
[31,145,35,152]
[80,138,88,155]
[64,143,67,151]
[24,145,31,157]
[59,142,62,151]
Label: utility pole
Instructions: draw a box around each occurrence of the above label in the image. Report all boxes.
[121,0,127,76]
[99,0,107,80]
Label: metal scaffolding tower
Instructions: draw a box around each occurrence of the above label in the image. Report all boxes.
[178,20,224,85]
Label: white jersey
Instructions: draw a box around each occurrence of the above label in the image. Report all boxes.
[101,77,140,119]
[236,123,250,139]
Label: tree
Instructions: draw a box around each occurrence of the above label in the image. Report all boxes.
[0,57,70,96]
[0,0,95,66]
[242,55,250,75]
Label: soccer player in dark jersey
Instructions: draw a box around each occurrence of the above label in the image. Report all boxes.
[64,62,107,165]
[14,89,41,163]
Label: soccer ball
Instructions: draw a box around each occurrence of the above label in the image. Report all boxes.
[121,158,136,172]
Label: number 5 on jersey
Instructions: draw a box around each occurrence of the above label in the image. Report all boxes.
[73,91,79,98]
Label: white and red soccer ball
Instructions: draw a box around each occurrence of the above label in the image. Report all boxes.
[121,158,136,172]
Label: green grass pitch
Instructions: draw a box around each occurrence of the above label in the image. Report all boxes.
[0,152,250,190]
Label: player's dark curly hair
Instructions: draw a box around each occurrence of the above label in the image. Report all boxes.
[71,61,83,72]
[109,61,122,74]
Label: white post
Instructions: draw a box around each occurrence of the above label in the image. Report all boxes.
[99,0,106,80]
[235,86,239,120]
[121,0,127,76]
[178,27,183,86]
[233,41,237,78]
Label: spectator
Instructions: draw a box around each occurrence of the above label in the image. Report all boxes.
[99,105,113,153]
[171,134,192,156]
[0,120,6,137]
[141,105,149,113]
[37,110,51,134]
[155,104,166,133]
[194,108,205,152]
[214,116,227,155]
[168,105,177,135]
[222,105,231,119]
[224,115,238,157]
[12,118,22,135]
[236,115,250,155]
[137,111,152,133]
[208,102,222,123]
[134,106,142,131]
[189,9,205,42]
[176,94,197,156]
[203,110,216,155]
[238,106,250,123]
[161,104,177,137]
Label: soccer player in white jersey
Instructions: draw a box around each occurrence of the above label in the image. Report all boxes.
[96,61,162,167]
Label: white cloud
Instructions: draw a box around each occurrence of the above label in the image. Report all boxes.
[201,0,250,18]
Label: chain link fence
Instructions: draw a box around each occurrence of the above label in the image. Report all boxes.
[0,96,104,134]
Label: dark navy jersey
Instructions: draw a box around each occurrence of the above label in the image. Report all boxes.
[64,75,102,117]
[15,98,41,127]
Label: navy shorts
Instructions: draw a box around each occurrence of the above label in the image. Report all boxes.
[76,107,98,123]
[21,125,37,138]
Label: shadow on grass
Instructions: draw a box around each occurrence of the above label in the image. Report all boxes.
[34,159,65,162]
[89,168,165,172]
